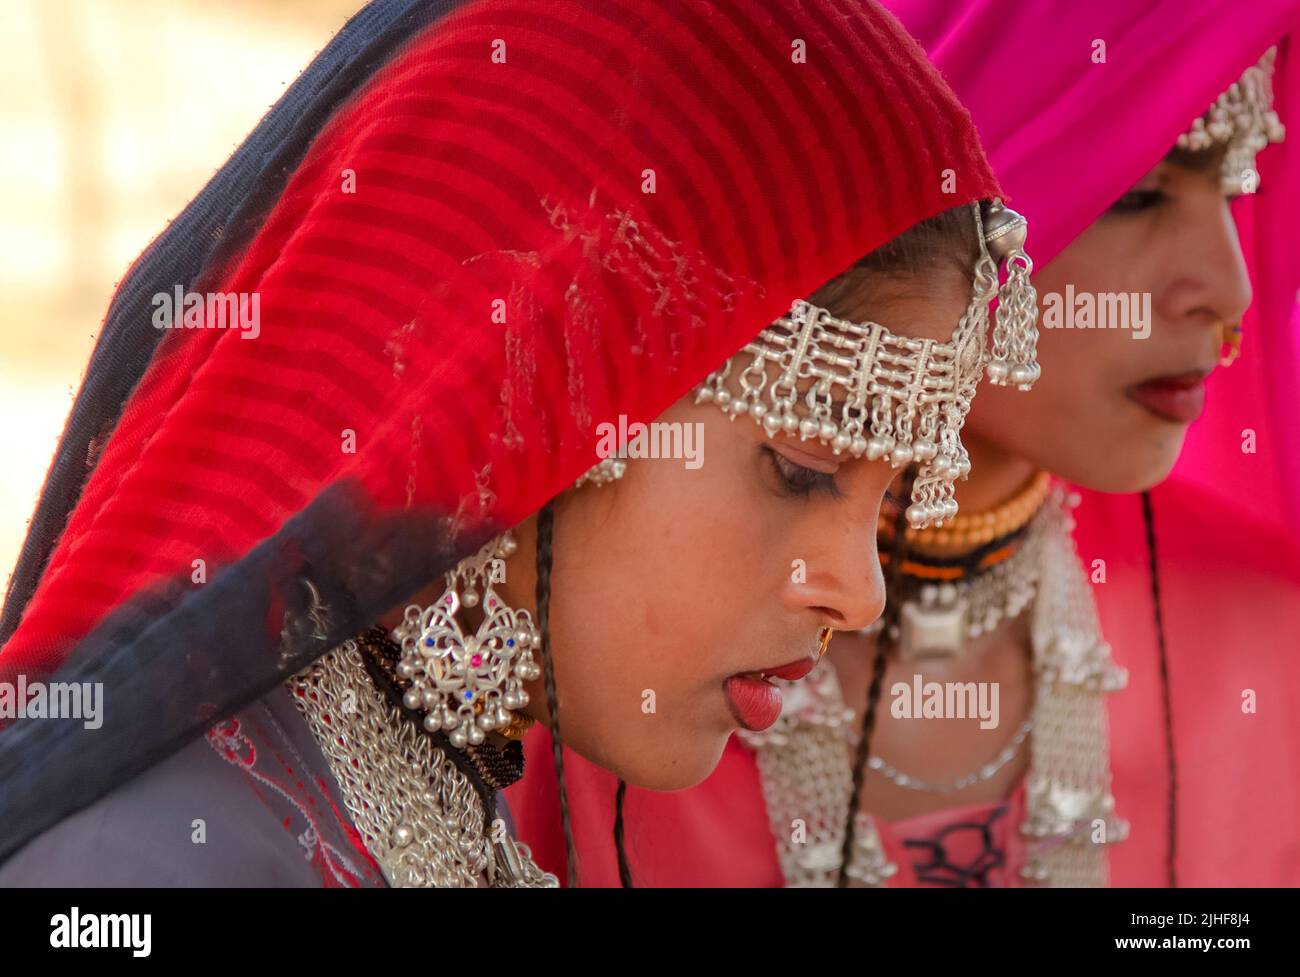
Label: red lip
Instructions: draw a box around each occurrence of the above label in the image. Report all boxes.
[1127,371,1208,423]
[723,656,817,732]
[724,676,784,731]
[763,657,818,682]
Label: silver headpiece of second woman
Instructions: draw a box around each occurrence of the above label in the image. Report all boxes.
[1177,46,1287,194]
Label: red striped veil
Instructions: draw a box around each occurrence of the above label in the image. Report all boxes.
[0,0,1002,860]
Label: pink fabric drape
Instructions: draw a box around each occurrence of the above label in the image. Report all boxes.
[890,0,1300,886]
[890,0,1300,541]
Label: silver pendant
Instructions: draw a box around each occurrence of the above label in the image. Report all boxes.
[897,589,968,661]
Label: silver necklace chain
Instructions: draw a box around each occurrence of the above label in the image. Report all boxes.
[864,718,1034,794]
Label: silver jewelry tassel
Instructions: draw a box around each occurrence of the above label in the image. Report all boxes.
[982,200,1041,391]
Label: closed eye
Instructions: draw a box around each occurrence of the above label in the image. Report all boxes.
[1107,188,1166,214]
[763,445,843,499]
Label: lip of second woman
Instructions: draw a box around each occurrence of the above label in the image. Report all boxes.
[722,656,818,732]
[1125,367,1212,423]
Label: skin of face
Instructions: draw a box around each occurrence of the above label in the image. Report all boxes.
[380,279,973,791]
[960,156,1253,494]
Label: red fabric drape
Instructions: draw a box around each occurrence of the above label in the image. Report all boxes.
[1,1,1000,718]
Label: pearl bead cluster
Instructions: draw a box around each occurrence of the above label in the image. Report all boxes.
[573,457,627,488]
[1177,47,1285,196]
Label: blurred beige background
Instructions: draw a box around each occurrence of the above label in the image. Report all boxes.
[0,0,364,601]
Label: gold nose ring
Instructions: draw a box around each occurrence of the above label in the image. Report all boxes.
[1218,320,1243,367]
[818,627,834,660]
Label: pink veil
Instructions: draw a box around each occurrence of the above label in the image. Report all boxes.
[886,0,1300,885]
[888,0,1300,537]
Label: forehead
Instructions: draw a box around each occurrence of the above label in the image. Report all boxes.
[832,272,975,345]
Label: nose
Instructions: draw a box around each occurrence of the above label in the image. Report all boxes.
[785,521,887,632]
[1162,194,1252,332]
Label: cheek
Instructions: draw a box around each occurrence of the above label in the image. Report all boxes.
[554,457,770,694]
[968,327,1153,461]
[1031,229,1173,387]
[965,252,1187,488]
[1032,324,1121,402]
[542,450,779,775]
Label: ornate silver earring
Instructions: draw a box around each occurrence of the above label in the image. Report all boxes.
[392,531,541,748]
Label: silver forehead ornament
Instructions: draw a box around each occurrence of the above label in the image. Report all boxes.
[1177,46,1286,194]
[695,199,1039,529]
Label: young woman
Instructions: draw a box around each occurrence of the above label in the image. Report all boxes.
[0,0,1039,887]
[505,1,1300,887]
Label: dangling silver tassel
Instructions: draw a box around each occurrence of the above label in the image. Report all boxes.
[982,200,1041,391]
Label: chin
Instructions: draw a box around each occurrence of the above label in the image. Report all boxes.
[616,733,729,792]
[1060,432,1187,494]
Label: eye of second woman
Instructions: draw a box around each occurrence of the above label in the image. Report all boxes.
[1108,170,1167,215]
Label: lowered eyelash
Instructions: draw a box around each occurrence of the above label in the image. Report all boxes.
[762,445,843,499]
[1108,188,1166,214]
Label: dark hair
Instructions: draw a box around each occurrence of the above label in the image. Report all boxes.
[836,467,916,886]
[808,204,982,322]
[1142,490,1179,888]
[534,500,579,887]
[536,501,639,888]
